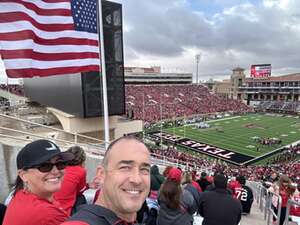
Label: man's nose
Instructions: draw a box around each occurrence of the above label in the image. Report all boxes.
[129,168,143,184]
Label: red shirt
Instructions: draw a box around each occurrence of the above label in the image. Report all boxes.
[3,190,68,225]
[290,193,300,216]
[192,180,202,192]
[279,187,289,207]
[54,165,87,215]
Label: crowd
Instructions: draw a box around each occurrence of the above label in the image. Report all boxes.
[150,145,300,183]
[256,101,300,113]
[0,137,300,225]
[0,84,24,96]
[125,84,252,122]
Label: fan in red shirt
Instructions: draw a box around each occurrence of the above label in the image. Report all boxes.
[3,139,73,225]
[290,184,300,217]
[54,146,88,216]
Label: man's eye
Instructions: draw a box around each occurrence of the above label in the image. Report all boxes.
[120,166,130,170]
[141,168,150,174]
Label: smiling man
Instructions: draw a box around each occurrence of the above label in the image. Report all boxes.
[61,136,151,225]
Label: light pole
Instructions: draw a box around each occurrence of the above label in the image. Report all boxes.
[195,53,201,84]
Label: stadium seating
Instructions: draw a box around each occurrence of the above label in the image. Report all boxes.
[125,84,252,122]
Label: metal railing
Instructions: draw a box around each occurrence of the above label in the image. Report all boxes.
[248,181,284,225]
[0,113,105,145]
[266,191,282,225]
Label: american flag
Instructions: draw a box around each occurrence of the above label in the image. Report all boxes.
[0,0,100,78]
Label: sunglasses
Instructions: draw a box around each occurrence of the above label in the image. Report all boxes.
[31,161,67,173]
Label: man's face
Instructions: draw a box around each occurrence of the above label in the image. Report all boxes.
[98,139,151,219]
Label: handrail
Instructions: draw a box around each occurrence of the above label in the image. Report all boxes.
[284,199,300,225]
[0,113,105,144]
[0,128,106,154]
[267,190,282,225]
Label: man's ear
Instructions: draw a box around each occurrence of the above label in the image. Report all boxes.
[95,165,106,185]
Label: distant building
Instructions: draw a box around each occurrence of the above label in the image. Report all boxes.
[124,66,192,84]
[204,67,246,100]
[239,73,300,104]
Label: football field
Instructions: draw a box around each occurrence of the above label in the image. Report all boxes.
[163,114,300,157]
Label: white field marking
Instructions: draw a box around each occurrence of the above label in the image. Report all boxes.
[246,145,255,148]
[225,121,230,124]
[281,134,288,137]
[290,131,296,134]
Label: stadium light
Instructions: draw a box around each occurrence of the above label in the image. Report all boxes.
[195,53,201,84]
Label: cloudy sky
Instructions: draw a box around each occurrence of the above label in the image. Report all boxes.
[1,0,300,83]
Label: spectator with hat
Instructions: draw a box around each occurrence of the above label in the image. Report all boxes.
[3,139,74,225]
[157,167,197,225]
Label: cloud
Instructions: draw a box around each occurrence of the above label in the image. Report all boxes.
[118,0,300,79]
[1,0,300,81]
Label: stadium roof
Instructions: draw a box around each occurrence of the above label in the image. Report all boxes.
[245,73,300,82]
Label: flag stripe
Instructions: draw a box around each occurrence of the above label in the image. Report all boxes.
[0,49,99,61]
[22,0,70,10]
[0,12,74,31]
[0,21,98,40]
[6,65,101,78]
[1,40,99,53]
[0,1,71,16]
[3,58,100,69]
[0,30,98,46]
[0,3,72,24]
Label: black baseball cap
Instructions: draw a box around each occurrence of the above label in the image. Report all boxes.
[17,139,74,170]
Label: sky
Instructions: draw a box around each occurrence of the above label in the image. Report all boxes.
[1,0,300,83]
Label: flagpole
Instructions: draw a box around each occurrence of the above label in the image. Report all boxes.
[97,0,110,149]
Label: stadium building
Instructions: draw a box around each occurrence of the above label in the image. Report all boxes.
[125,66,193,84]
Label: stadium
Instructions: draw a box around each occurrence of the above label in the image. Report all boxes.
[0,0,300,225]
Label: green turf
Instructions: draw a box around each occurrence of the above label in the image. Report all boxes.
[163,114,300,157]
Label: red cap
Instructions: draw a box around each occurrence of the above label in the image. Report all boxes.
[167,168,182,182]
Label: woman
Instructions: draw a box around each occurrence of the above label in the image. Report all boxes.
[3,139,74,225]
[157,167,197,225]
[54,146,88,215]
[268,174,293,225]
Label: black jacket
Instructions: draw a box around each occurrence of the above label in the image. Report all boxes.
[198,188,242,225]
[66,204,136,225]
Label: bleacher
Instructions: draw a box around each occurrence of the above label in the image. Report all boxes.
[125,84,252,122]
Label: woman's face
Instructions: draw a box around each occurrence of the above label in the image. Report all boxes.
[19,156,65,200]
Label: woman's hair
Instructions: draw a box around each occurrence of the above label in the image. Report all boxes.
[278,175,291,189]
[159,179,182,210]
[181,171,192,185]
[66,146,86,166]
[12,176,24,196]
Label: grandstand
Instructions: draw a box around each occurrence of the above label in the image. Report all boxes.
[240,73,300,114]
[125,84,252,122]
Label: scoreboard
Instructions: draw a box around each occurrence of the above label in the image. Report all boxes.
[250,64,271,78]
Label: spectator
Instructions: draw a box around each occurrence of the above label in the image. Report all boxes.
[290,183,300,224]
[3,139,74,225]
[157,168,197,225]
[197,172,211,192]
[54,146,88,216]
[198,174,242,225]
[268,175,293,225]
[61,136,151,225]
[235,176,254,214]
[181,171,202,213]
